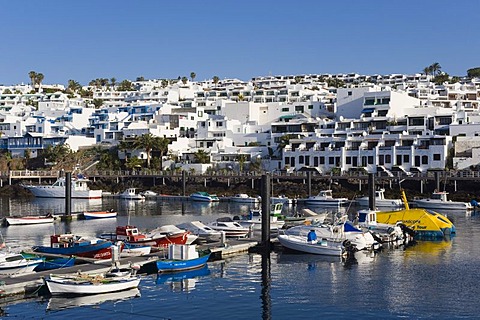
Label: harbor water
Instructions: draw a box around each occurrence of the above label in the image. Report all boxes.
[0,197,480,319]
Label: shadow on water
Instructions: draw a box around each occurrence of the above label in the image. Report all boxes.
[261,250,271,320]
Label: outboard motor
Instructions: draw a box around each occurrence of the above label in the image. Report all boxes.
[342,239,358,259]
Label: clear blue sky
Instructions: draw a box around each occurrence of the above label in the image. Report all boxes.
[1,0,478,86]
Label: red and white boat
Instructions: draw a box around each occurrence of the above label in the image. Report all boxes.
[83,210,117,220]
[146,225,198,245]
[5,215,54,226]
[113,225,189,248]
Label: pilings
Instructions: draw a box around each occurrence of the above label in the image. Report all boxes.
[261,174,271,250]
[368,173,375,210]
[65,172,71,217]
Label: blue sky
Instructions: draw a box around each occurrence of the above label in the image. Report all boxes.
[1,0,478,86]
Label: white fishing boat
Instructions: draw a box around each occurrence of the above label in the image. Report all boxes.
[176,221,222,242]
[23,176,102,199]
[233,210,285,231]
[413,190,473,210]
[284,219,377,251]
[229,194,260,204]
[140,190,158,198]
[208,218,251,238]
[119,188,145,200]
[303,190,349,206]
[356,189,403,209]
[190,192,220,202]
[44,271,141,295]
[277,234,344,256]
[0,250,42,275]
[119,243,151,257]
[5,214,54,226]
[83,210,117,220]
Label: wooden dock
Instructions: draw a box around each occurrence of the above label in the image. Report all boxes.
[0,238,261,298]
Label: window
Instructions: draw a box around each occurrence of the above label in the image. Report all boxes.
[396,155,402,165]
[281,107,289,112]
[216,122,223,127]
[368,156,373,164]
[285,157,290,165]
[433,154,441,161]
[403,155,409,163]
[329,157,334,165]
[320,157,325,164]
[348,91,352,96]
[314,157,319,166]
[305,156,310,166]
[299,156,304,164]
[379,155,384,165]
[422,155,428,165]
[346,156,351,165]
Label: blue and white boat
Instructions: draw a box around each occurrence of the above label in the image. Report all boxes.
[190,192,219,202]
[0,251,42,275]
[32,234,115,260]
[156,244,211,273]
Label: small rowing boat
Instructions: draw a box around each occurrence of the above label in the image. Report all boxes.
[5,214,54,226]
[83,210,117,220]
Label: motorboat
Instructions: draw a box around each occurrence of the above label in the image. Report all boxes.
[23,176,102,199]
[284,220,377,251]
[376,190,456,239]
[83,210,117,220]
[233,209,285,231]
[190,192,220,202]
[145,225,197,245]
[356,209,413,244]
[356,189,403,209]
[21,252,76,272]
[119,243,151,257]
[413,190,473,211]
[176,221,222,242]
[156,244,211,273]
[119,188,145,200]
[44,270,141,295]
[229,194,260,204]
[303,190,349,206]
[140,190,158,198]
[32,234,115,259]
[208,217,251,238]
[5,214,54,226]
[111,225,188,248]
[0,250,42,275]
[277,234,344,256]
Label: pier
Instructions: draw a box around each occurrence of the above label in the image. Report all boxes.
[0,237,262,298]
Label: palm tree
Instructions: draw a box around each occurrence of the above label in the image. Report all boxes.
[118,139,134,164]
[194,149,210,164]
[133,133,157,168]
[237,154,247,172]
[161,79,168,88]
[431,62,442,76]
[67,80,82,93]
[423,67,431,76]
[190,72,196,82]
[212,76,219,88]
[125,156,143,170]
[153,137,170,171]
[181,76,188,85]
[110,77,116,87]
[294,76,302,84]
[35,73,44,91]
[28,71,37,88]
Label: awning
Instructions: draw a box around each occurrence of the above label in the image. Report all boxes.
[362,108,375,113]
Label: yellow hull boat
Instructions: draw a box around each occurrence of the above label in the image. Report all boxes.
[376,190,456,239]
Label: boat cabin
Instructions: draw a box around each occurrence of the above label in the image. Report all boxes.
[357,209,377,227]
[116,225,147,242]
[431,191,449,202]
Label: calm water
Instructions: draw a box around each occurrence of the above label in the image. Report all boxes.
[0,197,480,319]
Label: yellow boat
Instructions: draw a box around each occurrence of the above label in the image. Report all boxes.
[376,190,456,239]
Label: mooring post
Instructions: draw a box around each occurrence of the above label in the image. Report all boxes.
[307,171,312,197]
[182,170,186,196]
[368,172,376,210]
[261,174,271,250]
[65,172,72,217]
[435,171,440,191]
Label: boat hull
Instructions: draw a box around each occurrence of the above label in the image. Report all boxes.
[24,187,102,199]
[278,235,344,256]
[6,216,54,225]
[83,211,118,220]
[413,200,472,210]
[0,256,42,275]
[156,253,211,273]
[34,257,76,271]
[33,241,114,259]
[45,276,141,295]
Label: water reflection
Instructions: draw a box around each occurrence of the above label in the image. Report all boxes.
[1,198,103,217]
[46,288,140,311]
[156,265,211,292]
[261,251,271,320]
